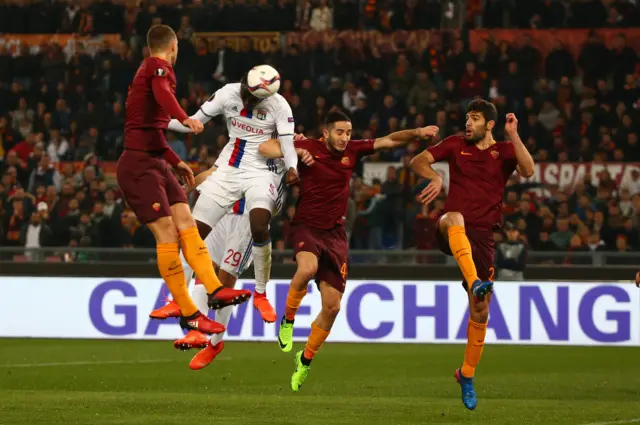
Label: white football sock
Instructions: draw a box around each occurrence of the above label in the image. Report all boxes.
[211,306,233,345]
[251,240,271,294]
[190,283,209,315]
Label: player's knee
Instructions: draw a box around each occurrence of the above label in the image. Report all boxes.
[440,212,464,229]
[296,262,318,282]
[251,226,270,243]
[324,299,341,319]
[150,217,179,243]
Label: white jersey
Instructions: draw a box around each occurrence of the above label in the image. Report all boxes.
[199,83,294,173]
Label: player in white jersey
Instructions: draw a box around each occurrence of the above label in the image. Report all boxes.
[167,71,299,324]
[175,183,287,370]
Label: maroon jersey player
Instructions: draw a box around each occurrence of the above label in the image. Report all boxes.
[117,25,251,343]
[258,111,439,391]
[410,99,534,410]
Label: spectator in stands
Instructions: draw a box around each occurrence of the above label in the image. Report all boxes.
[309,0,333,31]
[496,222,527,281]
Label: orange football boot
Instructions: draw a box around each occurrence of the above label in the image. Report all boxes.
[189,341,225,370]
[253,291,277,323]
[149,300,180,319]
[174,330,209,351]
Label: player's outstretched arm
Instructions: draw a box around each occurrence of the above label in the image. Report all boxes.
[505,113,535,178]
[373,126,439,151]
[258,138,314,166]
[167,91,226,133]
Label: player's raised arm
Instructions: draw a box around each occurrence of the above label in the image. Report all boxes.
[373,126,439,151]
[167,90,227,133]
[504,113,535,178]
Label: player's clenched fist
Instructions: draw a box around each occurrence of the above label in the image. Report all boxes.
[296,148,315,166]
[416,126,439,138]
[183,118,204,134]
[505,113,518,135]
[176,161,196,189]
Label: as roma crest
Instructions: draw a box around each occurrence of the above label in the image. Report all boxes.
[341,156,350,165]
[490,150,499,159]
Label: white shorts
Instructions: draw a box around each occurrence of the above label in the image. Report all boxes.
[194,167,285,228]
[205,213,253,278]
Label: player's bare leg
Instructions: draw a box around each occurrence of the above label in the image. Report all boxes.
[438,212,493,299]
[455,291,491,411]
[147,216,225,335]
[249,207,277,323]
[278,251,316,352]
[188,267,238,370]
[291,281,341,392]
[173,203,251,311]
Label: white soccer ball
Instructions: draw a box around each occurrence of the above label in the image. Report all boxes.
[246,65,281,99]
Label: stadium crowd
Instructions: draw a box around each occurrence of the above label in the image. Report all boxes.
[0,0,639,262]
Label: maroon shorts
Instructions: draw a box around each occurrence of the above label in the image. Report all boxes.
[290,224,349,293]
[116,149,187,224]
[436,218,495,291]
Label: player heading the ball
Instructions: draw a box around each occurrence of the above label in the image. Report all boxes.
[117,24,252,338]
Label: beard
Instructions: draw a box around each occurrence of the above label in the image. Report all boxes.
[465,128,486,143]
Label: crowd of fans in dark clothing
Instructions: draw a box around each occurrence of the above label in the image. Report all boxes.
[0,0,639,265]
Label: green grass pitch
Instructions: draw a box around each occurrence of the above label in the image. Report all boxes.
[1,339,639,425]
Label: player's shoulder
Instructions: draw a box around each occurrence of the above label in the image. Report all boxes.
[265,93,292,110]
[442,135,465,145]
[296,138,322,149]
[495,140,516,157]
[218,83,241,98]
[144,57,172,76]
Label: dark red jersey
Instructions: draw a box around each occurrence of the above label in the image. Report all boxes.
[292,138,375,230]
[427,135,517,231]
[124,56,187,166]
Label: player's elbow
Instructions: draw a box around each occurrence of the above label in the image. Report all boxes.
[258,141,281,159]
[520,166,534,178]
[409,154,426,173]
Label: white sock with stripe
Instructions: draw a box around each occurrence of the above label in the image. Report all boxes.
[211,306,233,345]
[252,240,271,294]
[190,282,209,315]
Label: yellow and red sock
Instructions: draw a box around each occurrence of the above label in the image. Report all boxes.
[461,319,487,378]
[157,242,198,317]
[285,286,307,321]
[448,225,479,289]
[303,321,330,360]
[179,226,222,294]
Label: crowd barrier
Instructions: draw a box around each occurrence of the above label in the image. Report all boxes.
[1,278,637,346]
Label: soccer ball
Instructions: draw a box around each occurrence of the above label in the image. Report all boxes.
[246,65,281,99]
